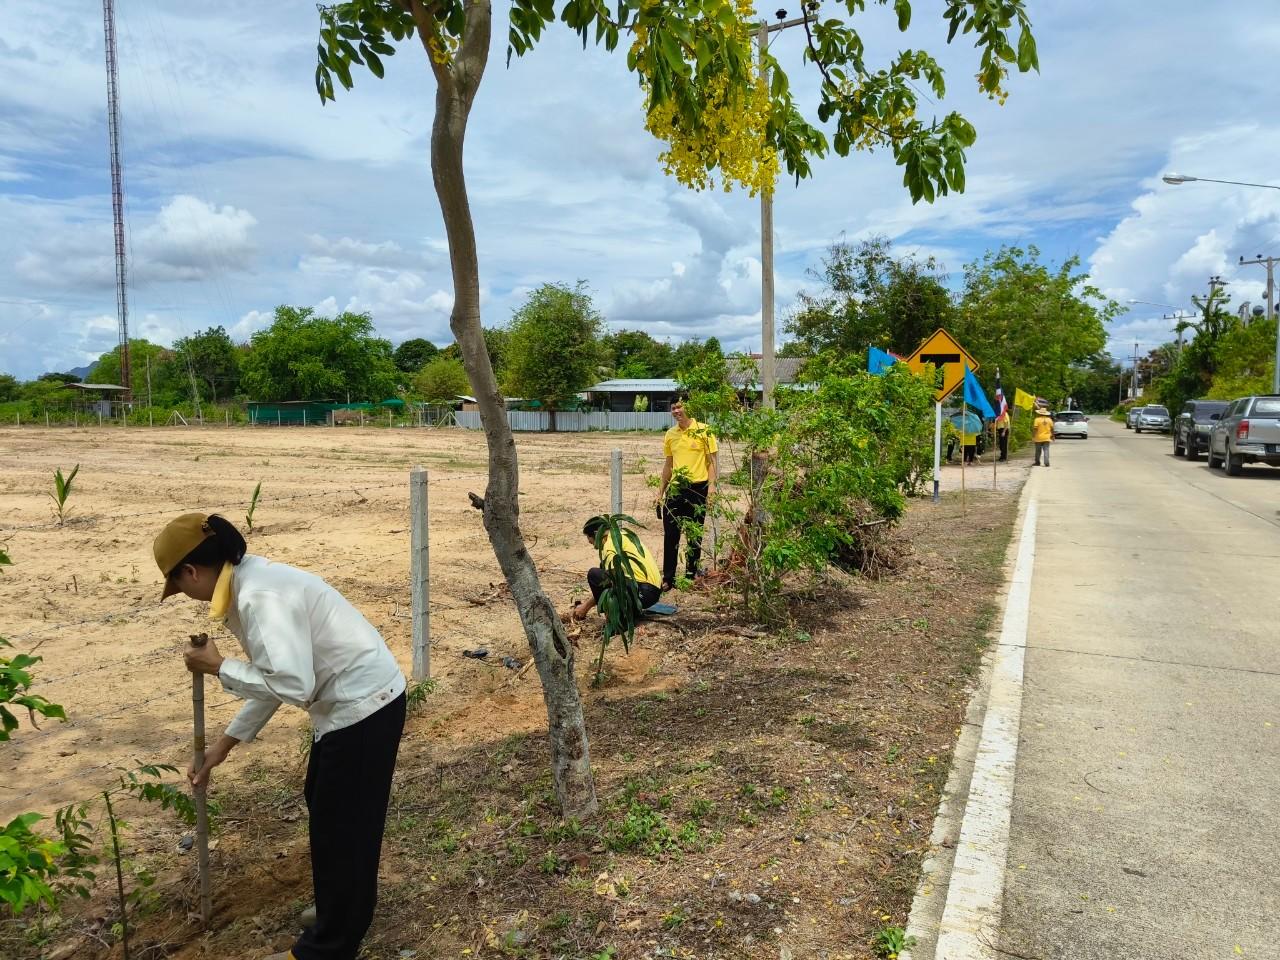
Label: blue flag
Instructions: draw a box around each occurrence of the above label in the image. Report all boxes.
[963,365,996,419]
[868,346,898,376]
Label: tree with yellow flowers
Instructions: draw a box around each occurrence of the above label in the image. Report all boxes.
[314,0,1039,819]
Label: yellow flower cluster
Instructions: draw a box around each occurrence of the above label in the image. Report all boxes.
[647,70,778,197]
[637,1,779,197]
[427,31,458,65]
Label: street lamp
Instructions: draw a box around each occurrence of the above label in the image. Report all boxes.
[1161,173,1280,392]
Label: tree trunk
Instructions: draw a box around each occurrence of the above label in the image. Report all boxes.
[416,0,597,818]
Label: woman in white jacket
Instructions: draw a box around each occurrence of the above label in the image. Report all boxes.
[154,513,405,960]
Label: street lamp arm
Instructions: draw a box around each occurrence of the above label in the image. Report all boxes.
[1163,173,1280,191]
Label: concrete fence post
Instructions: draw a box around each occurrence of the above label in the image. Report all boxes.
[410,466,431,680]
[611,448,623,515]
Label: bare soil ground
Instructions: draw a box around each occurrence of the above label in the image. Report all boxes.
[0,424,1020,960]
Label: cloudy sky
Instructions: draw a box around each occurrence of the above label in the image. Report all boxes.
[2,0,1279,380]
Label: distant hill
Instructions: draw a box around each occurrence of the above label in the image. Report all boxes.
[67,363,97,380]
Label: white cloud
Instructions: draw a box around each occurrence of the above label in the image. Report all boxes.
[4,0,1280,379]
[13,194,256,290]
[1089,124,1280,356]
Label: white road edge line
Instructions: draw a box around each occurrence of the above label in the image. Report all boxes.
[933,497,1037,959]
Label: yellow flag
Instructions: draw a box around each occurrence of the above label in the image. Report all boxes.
[1014,388,1035,410]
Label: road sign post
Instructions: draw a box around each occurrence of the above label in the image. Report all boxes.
[933,397,945,506]
[907,329,979,505]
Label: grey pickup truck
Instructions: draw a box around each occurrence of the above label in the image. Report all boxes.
[1207,395,1280,475]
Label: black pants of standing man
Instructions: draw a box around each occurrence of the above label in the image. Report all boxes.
[997,428,1009,462]
[293,692,405,960]
[661,480,708,586]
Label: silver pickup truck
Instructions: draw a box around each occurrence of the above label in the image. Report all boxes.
[1207,395,1280,475]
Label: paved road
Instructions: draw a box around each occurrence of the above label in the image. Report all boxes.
[1000,418,1280,958]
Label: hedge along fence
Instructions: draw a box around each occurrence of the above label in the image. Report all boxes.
[0,401,252,428]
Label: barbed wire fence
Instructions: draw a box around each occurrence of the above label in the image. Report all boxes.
[1,443,671,820]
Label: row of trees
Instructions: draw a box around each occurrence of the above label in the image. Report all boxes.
[2,238,1118,418]
[784,236,1120,409]
[0,290,731,414]
[1142,281,1277,415]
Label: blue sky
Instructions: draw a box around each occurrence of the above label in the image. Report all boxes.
[3,0,1280,380]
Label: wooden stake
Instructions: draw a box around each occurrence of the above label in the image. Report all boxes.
[189,633,213,926]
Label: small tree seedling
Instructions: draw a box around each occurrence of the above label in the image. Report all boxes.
[50,463,80,527]
[590,514,648,686]
[245,480,263,531]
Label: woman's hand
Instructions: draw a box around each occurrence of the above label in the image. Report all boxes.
[184,637,225,675]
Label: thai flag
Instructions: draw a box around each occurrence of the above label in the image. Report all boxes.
[994,370,1009,419]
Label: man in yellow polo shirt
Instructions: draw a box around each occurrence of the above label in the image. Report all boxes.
[1032,406,1054,467]
[657,398,718,588]
[570,516,663,620]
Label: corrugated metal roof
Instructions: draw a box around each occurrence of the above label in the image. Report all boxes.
[587,358,809,394]
[587,379,681,392]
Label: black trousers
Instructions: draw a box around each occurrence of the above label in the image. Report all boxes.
[587,567,661,608]
[293,692,406,960]
[661,480,709,584]
[997,429,1009,462]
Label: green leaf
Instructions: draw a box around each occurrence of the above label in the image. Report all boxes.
[365,49,385,78]
[894,0,912,31]
[1016,29,1038,72]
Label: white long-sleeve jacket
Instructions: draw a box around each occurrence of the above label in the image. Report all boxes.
[217,555,405,742]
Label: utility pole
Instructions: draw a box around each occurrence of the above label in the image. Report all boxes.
[1132,341,1140,399]
[102,0,130,402]
[145,352,153,408]
[757,6,814,409]
[1238,254,1279,392]
[1162,311,1199,353]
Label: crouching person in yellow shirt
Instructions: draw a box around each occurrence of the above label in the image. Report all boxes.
[570,516,663,621]
[154,513,405,960]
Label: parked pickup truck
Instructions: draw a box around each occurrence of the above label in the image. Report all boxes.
[1173,399,1228,459]
[1207,395,1280,475]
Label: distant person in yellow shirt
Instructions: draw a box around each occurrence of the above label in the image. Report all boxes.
[571,516,662,620]
[657,399,718,588]
[1032,407,1054,467]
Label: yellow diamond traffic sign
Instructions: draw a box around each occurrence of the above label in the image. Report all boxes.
[906,328,979,402]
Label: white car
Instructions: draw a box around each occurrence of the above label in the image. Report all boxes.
[1053,410,1089,438]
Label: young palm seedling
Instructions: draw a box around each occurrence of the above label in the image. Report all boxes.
[50,463,80,527]
[590,513,647,686]
[245,480,263,532]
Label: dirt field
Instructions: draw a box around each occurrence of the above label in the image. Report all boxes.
[0,424,670,822]
[0,423,1022,960]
